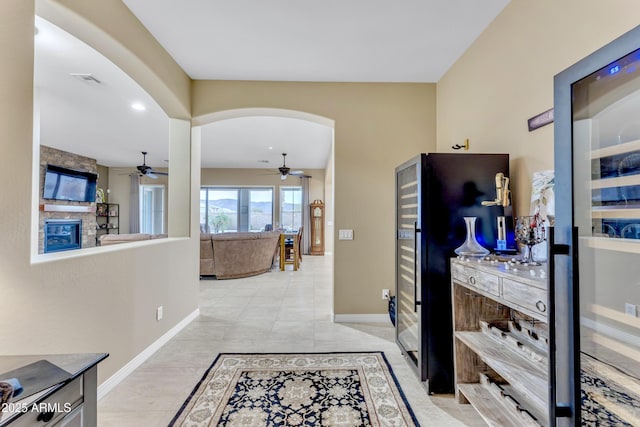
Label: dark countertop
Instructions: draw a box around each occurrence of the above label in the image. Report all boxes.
[0,353,108,425]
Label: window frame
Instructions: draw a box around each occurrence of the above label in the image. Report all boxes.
[200,186,274,233]
[139,184,166,235]
[279,186,303,232]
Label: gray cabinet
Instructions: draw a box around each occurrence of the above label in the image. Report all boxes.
[451,257,548,426]
[0,354,107,427]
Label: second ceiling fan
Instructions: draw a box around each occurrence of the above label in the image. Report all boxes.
[136,151,168,179]
[277,153,306,180]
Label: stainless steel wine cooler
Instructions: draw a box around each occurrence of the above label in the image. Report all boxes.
[553,24,640,426]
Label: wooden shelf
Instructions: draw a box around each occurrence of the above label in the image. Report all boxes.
[591,206,640,219]
[400,180,418,190]
[506,319,549,354]
[455,330,547,416]
[400,192,418,199]
[458,380,542,427]
[581,236,640,254]
[590,139,640,159]
[591,174,640,190]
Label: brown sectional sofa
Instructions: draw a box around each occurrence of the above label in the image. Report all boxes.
[200,231,281,279]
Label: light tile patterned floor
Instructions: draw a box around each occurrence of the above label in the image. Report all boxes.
[97,255,486,426]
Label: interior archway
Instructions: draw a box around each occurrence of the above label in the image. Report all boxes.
[193,107,336,282]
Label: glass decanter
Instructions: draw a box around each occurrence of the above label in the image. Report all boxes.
[454,216,490,258]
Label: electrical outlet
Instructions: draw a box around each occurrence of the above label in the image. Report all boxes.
[156,306,163,321]
[625,303,637,317]
[382,289,390,300]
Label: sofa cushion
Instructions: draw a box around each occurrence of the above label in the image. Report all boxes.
[200,234,215,275]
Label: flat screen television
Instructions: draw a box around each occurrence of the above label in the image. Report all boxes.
[43,164,98,203]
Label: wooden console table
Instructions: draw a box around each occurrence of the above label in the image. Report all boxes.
[0,353,107,426]
[451,257,548,426]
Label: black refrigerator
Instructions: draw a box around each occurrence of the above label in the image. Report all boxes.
[395,153,509,393]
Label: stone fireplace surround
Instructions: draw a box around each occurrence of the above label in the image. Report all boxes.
[39,146,99,254]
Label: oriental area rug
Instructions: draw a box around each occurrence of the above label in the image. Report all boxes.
[169,352,420,427]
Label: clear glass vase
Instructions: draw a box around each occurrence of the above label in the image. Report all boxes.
[454,216,490,258]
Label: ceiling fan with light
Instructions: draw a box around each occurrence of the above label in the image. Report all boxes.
[136,151,168,179]
[277,153,306,180]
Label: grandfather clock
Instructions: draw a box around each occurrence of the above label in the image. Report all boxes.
[310,200,325,255]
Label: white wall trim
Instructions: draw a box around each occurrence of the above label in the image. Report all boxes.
[333,314,391,324]
[97,308,200,400]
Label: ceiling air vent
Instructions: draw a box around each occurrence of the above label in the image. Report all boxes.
[70,73,101,84]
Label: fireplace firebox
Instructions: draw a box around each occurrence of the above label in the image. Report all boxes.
[44,219,82,253]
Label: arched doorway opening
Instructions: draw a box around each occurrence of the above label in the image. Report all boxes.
[193,107,335,305]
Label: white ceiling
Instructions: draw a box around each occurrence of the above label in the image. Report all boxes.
[35,1,510,170]
[122,0,509,82]
[35,17,170,169]
[201,116,332,169]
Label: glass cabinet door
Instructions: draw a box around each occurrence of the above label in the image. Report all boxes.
[396,158,421,370]
[572,49,640,425]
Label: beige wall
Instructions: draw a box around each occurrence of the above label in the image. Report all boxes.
[437,0,640,215]
[193,82,437,315]
[0,0,198,386]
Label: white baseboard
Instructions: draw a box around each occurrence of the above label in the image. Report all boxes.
[97,308,200,400]
[333,314,391,324]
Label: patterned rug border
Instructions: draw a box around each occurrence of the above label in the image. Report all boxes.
[169,351,420,426]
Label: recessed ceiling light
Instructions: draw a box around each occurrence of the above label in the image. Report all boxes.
[131,102,146,111]
[268,147,273,150]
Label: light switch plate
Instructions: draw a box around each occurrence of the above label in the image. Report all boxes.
[338,229,354,240]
